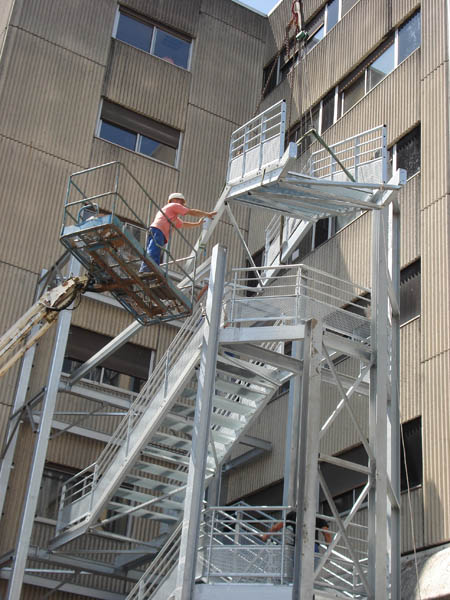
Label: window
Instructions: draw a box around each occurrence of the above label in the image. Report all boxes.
[63,326,153,393]
[37,465,76,520]
[400,259,420,325]
[98,100,181,167]
[246,248,264,297]
[389,126,421,180]
[114,8,191,70]
[340,10,420,115]
[401,417,422,491]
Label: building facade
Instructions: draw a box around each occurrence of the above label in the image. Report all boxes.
[0,0,448,598]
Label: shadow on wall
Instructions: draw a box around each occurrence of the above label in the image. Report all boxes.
[401,480,447,600]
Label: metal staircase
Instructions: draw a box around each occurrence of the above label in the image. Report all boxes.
[50,299,300,550]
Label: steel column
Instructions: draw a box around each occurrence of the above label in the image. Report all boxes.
[6,258,80,600]
[175,244,227,600]
[293,320,322,600]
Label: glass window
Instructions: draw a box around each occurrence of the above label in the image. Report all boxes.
[397,126,421,178]
[398,10,421,64]
[367,43,395,90]
[321,90,335,132]
[114,9,191,70]
[99,100,180,166]
[99,121,137,152]
[116,12,153,52]
[37,466,75,520]
[401,417,422,491]
[342,74,365,114]
[306,25,324,53]
[153,28,190,69]
[400,259,420,325]
[326,0,339,32]
[313,218,331,248]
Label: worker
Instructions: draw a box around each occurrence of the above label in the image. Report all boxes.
[262,510,332,559]
[140,192,217,270]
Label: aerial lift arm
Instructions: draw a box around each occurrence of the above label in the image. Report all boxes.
[0,275,89,378]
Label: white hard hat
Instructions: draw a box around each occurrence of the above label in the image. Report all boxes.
[168,192,185,202]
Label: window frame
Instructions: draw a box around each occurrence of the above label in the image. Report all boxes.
[112,6,193,71]
[96,99,182,168]
[389,125,421,181]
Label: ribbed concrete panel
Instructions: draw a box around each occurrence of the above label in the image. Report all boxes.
[400,174,420,266]
[0,28,104,167]
[421,0,446,79]
[300,0,388,107]
[310,50,420,148]
[225,393,288,503]
[202,0,267,41]
[392,0,420,27]
[105,40,191,132]
[305,211,372,289]
[401,487,424,552]
[10,0,116,65]
[400,318,421,423]
[422,350,450,546]
[0,138,79,274]
[0,403,11,459]
[421,196,450,360]
[190,12,264,126]
[89,138,179,215]
[421,65,449,209]
[47,430,104,471]
[122,0,202,37]
[178,105,249,228]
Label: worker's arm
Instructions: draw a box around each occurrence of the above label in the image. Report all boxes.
[185,208,217,219]
[321,525,332,544]
[262,520,284,542]
[178,219,205,229]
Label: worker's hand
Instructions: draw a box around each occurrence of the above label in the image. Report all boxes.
[261,534,269,542]
[208,211,218,218]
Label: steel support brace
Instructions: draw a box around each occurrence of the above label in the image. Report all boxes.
[293,320,322,600]
[6,259,80,600]
[175,245,227,600]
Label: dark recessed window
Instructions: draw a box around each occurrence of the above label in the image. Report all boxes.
[63,326,153,393]
[394,126,421,179]
[401,417,422,491]
[37,465,77,520]
[98,100,180,167]
[400,259,420,325]
[114,8,191,70]
[246,248,264,297]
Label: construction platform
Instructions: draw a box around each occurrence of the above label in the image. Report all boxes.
[59,163,197,325]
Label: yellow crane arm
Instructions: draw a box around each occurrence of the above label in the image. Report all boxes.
[0,275,89,378]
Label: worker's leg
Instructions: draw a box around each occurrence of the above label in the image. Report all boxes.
[140,227,166,270]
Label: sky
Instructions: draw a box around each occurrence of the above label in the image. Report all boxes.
[238,0,279,15]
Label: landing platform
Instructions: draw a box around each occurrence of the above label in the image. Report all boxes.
[60,214,192,325]
[226,143,402,222]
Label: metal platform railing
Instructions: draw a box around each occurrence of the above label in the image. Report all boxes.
[310,125,387,184]
[225,264,371,340]
[227,100,286,183]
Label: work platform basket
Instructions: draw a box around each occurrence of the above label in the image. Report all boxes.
[60,162,197,325]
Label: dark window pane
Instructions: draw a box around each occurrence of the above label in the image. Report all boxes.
[401,417,422,491]
[397,126,421,178]
[367,44,395,90]
[140,135,177,165]
[153,28,190,69]
[326,0,339,32]
[321,90,335,132]
[313,218,330,248]
[100,120,137,151]
[37,467,74,519]
[342,74,365,114]
[400,259,420,324]
[306,25,324,53]
[398,11,421,64]
[342,0,359,16]
[116,13,152,52]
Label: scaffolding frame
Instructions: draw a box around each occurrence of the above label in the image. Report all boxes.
[2,104,403,600]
